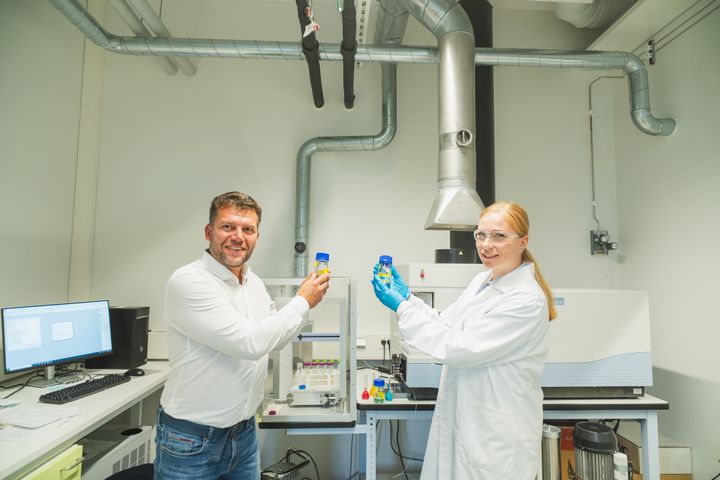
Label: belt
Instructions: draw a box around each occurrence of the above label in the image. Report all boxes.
[158,408,252,437]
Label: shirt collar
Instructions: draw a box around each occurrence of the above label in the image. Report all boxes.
[201,250,250,285]
[491,262,536,293]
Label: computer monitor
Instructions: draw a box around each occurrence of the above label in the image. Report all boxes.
[1,300,113,379]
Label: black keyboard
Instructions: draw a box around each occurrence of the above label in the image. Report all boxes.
[408,387,438,401]
[39,374,131,404]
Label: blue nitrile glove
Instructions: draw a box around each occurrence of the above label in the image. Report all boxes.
[372,264,410,299]
[390,265,410,300]
[372,273,406,312]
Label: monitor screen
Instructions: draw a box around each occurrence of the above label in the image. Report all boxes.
[1,300,112,374]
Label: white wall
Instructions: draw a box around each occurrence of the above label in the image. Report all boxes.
[0,0,85,308]
[493,9,621,290]
[605,7,720,477]
[89,0,449,346]
[6,1,717,477]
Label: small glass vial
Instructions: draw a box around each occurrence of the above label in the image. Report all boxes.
[315,252,330,275]
[384,384,394,402]
[378,255,392,286]
[373,378,386,403]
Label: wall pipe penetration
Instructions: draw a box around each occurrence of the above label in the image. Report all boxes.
[49,0,676,137]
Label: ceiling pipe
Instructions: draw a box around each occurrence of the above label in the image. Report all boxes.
[471,48,676,136]
[126,0,196,76]
[108,0,177,75]
[340,0,358,109]
[296,0,324,108]
[49,0,676,137]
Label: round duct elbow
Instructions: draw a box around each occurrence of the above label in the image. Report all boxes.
[554,0,637,29]
[631,109,677,136]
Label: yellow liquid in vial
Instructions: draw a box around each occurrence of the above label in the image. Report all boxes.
[315,261,329,275]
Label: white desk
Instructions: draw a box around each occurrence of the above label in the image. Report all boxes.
[354,389,669,480]
[0,360,170,480]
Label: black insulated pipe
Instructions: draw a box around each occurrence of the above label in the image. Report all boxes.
[296,0,324,108]
[340,0,357,109]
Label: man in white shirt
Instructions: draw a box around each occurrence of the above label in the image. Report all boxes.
[154,192,330,480]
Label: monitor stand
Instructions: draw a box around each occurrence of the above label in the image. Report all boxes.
[30,365,83,387]
[27,365,60,388]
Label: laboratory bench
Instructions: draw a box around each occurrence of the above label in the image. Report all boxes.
[0,360,170,480]
[0,358,669,480]
[351,377,669,480]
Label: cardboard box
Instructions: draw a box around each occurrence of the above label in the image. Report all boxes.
[617,421,692,474]
[560,449,575,480]
[630,474,691,480]
[553,423,692,480]
[559,426,575,480]
[560,452,692,480]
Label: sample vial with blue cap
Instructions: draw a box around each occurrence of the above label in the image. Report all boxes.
[373,378,386,403]
[315,252,330,275]
[378,255,392,286]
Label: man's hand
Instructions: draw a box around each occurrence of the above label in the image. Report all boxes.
[297,271,330,308]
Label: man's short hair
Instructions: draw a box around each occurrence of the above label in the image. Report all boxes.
[209,192,262,225]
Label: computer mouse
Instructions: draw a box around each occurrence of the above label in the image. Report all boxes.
[123,368,145,377]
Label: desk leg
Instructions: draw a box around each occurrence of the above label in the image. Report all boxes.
[640,412,660,480]
[364,412,377,480]
[358,411,366,477]
[128,402,142,427]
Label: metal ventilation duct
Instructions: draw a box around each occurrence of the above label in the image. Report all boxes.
[397,0,484,231]
[49,0,678,245]
[49,0,675,139]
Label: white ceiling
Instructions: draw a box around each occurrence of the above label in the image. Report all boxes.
[487,0,592,10]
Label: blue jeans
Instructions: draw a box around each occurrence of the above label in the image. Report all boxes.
[154,406,260,480]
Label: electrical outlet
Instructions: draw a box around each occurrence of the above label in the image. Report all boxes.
[357,334,392,359]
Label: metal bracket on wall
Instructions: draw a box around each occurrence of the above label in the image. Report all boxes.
[646,39,656,65]
[355,0,372,68]
[590,230,619,256]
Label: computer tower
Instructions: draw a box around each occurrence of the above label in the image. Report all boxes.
[85,307,149,370]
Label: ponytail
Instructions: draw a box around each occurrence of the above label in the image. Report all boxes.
[523,250,557,321]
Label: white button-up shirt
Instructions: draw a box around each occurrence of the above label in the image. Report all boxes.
[160,251,309,427]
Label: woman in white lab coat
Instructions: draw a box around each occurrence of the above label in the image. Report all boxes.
[372,201,557,480]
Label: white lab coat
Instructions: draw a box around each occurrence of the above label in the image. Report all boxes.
[396,263,549,480]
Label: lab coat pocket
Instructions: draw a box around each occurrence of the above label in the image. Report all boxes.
[455,403,518,478]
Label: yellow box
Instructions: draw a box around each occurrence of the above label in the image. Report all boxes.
[21,444,82,480]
